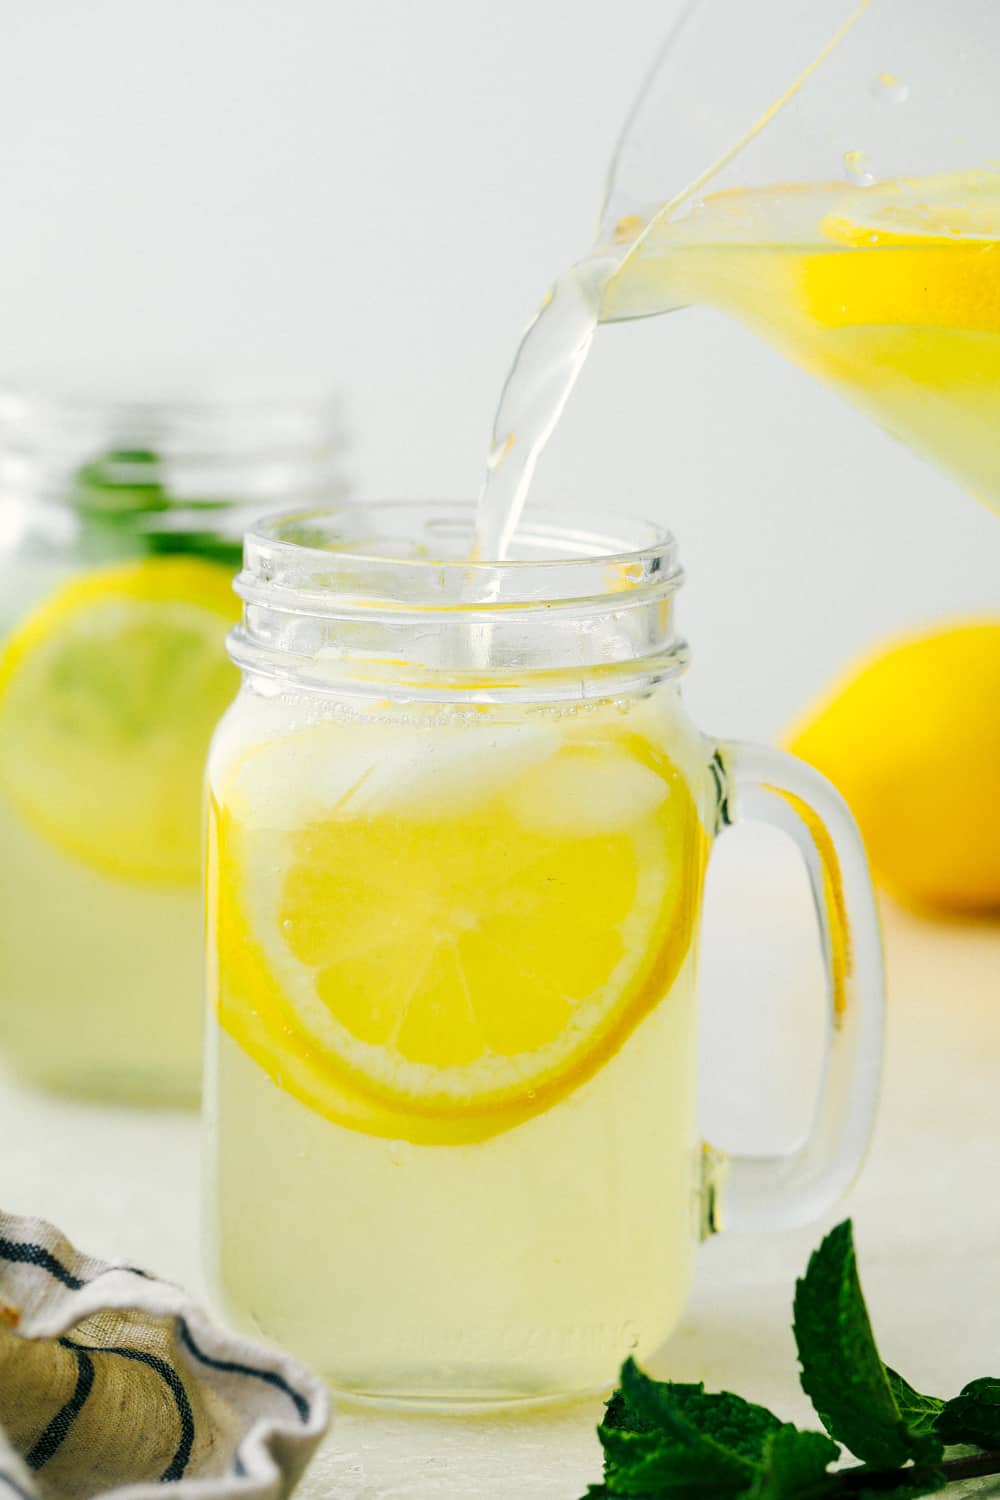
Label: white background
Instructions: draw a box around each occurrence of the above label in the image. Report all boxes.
[3,19,1000,1495]
[1,0,998,741]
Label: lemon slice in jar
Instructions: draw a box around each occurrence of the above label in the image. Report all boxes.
[0,558,239,882]
[211,719,706,1143]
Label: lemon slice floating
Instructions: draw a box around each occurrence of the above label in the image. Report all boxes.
[805,172,1000,333]
[0,558,239,882]
[822,171,1000,247]
[211,721,706,1143]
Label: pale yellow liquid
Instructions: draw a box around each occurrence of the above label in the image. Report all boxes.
[0,791,203,1100]
[0,556,235,1103]
[209,964,699,1402]
[477,171,1000,557]
[206,688,710,1402]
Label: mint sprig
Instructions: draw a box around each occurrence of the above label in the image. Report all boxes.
[747,1427,841,1499]
[595,1362,794,1496]
[937,1380,1000,1451]
[793,1221,942,1468]
[585,1221,1000,1498]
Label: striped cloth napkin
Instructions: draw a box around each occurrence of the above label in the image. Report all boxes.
[0,1211,329,1500]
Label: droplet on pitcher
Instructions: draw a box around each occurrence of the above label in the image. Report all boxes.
[388,1140,406,1166]
[843,150,876,187]
[613,213,643,244]
[874,70,910,104]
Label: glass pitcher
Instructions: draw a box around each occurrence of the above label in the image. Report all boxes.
[601,0,1000,511]
[482,0,1000,554]
[204,500,883,1405]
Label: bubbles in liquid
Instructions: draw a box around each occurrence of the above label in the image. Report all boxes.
[843,150,876,187]
[874,70,910,104]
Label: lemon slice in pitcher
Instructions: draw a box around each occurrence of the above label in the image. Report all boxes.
[822,171,1000,247]
[0,558,239,882]
[805,172,1000,333]
[212,722,705,1143]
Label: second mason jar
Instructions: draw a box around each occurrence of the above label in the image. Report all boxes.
[0,380,348,1103]
[205,501,883,1406]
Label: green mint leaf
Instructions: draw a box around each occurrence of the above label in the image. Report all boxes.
[884,1370,945,1440]
[793,1222,942,1467]
[74,447,243,570]
[595,1359,785,1497]
[597,1425,754,1496]
[74,448,169,516]
[595,1362,844,1499]
[615,1358,784,1463]
[140,529,243,568]
[936,1377,1000,1450]
[746,1426,839,1499]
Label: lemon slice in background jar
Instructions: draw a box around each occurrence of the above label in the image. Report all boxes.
[210,720,706,1144]
[0,558,239,882]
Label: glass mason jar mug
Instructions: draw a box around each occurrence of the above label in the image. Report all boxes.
[204,501,883,1405]
[0,380,347,1103]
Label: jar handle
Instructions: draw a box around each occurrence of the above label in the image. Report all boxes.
[704,740,885,1234]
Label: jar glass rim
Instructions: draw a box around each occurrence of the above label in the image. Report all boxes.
[241,500,680,609]
[0,379,344,450]
[0,376,350,518]
[232,501,687,699]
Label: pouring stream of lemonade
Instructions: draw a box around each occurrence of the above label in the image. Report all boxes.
[475,3,1000,561]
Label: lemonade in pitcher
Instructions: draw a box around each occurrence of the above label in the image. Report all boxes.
[478,0,1000,553]
[607,173,1000,507]
[478,169,1000,560]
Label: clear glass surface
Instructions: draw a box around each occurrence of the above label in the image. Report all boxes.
[601,0,998,237]
[478,0,1000,562]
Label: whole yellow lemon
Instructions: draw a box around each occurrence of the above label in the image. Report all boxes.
[784,621,1000,915]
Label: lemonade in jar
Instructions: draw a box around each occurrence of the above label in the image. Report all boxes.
[205,502,883,1403]
[0,382,346,1102]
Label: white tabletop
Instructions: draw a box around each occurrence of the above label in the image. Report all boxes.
[3,840,1000,1498]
